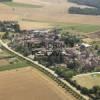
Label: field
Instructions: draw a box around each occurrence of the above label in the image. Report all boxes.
[0,0,100,34]
[19,20,52,30]
[0,67,76,100]
[0,48,28,71]
[73,73,100,89]
[3,2,42,8]
[56,23,100,33]
[0,0,100,31]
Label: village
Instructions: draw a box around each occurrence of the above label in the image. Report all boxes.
[0,0,100,99]
[0,21,99,74]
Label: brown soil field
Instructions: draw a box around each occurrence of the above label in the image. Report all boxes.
[0,67,76,100]
[0,0,100,26]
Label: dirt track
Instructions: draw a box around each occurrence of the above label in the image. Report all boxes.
[0,67,76,100]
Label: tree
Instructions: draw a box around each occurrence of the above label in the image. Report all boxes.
[2,31,9,39]
[13,24,20,32]
[67,60,81,70]
[69,7,100,15]
[48,50,64,65]
[81,87,89,95]
[68,0,100,8]
[15,44,30,56]
[97,49,100,55]
[62,34,81,47]
[95,45,99,50]
[62,70,75,79]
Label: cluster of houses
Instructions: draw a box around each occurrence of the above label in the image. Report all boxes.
[0,21,99,72]
[64,46,100,71]
[0,21,20,33]
[9,28,100,72]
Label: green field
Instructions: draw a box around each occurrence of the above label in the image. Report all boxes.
[0,48,29,71]
[55,23,100,33]
[3,2,42,8]
[0,61,28,71]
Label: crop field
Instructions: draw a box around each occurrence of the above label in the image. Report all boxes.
[3,2,42,8]
[73,73,100,89]
[0,0,100,30]
[0,67,76,100]
[56,23,100,33]
[0,0,100,33]
[19,20,52,30]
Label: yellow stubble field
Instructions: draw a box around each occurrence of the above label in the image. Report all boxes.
[0,67,76,100]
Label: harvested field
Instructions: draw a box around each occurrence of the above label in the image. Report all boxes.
[19,21,52,30]
[0,67,76,100]
[1,0,100,26]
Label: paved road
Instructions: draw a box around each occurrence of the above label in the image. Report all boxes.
[0,39,89,100]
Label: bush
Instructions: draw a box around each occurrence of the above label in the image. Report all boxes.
[80,87,89,95]
[69,7,100,15]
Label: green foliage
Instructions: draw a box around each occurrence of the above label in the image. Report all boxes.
[3,2,42,8]
[2,31,9,39]
[67,60,81,70]
[69,7,100,15]
[62,33,81,47]
[54,67,75,79]
[15,45,31,56]
[12,24,20,32]
[94,45,99,50]
[48,50,64,65]
[97,49,100,55]
[0,61,28,71]
[80,87,89,95]
[68,0,100,15]
[68,0,100,8]
[0,0,12,2]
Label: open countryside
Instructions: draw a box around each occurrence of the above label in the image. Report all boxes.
[1,0,100,25]
[0,47,76,100]
[0,67,76,100]
[0,0,100,100]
